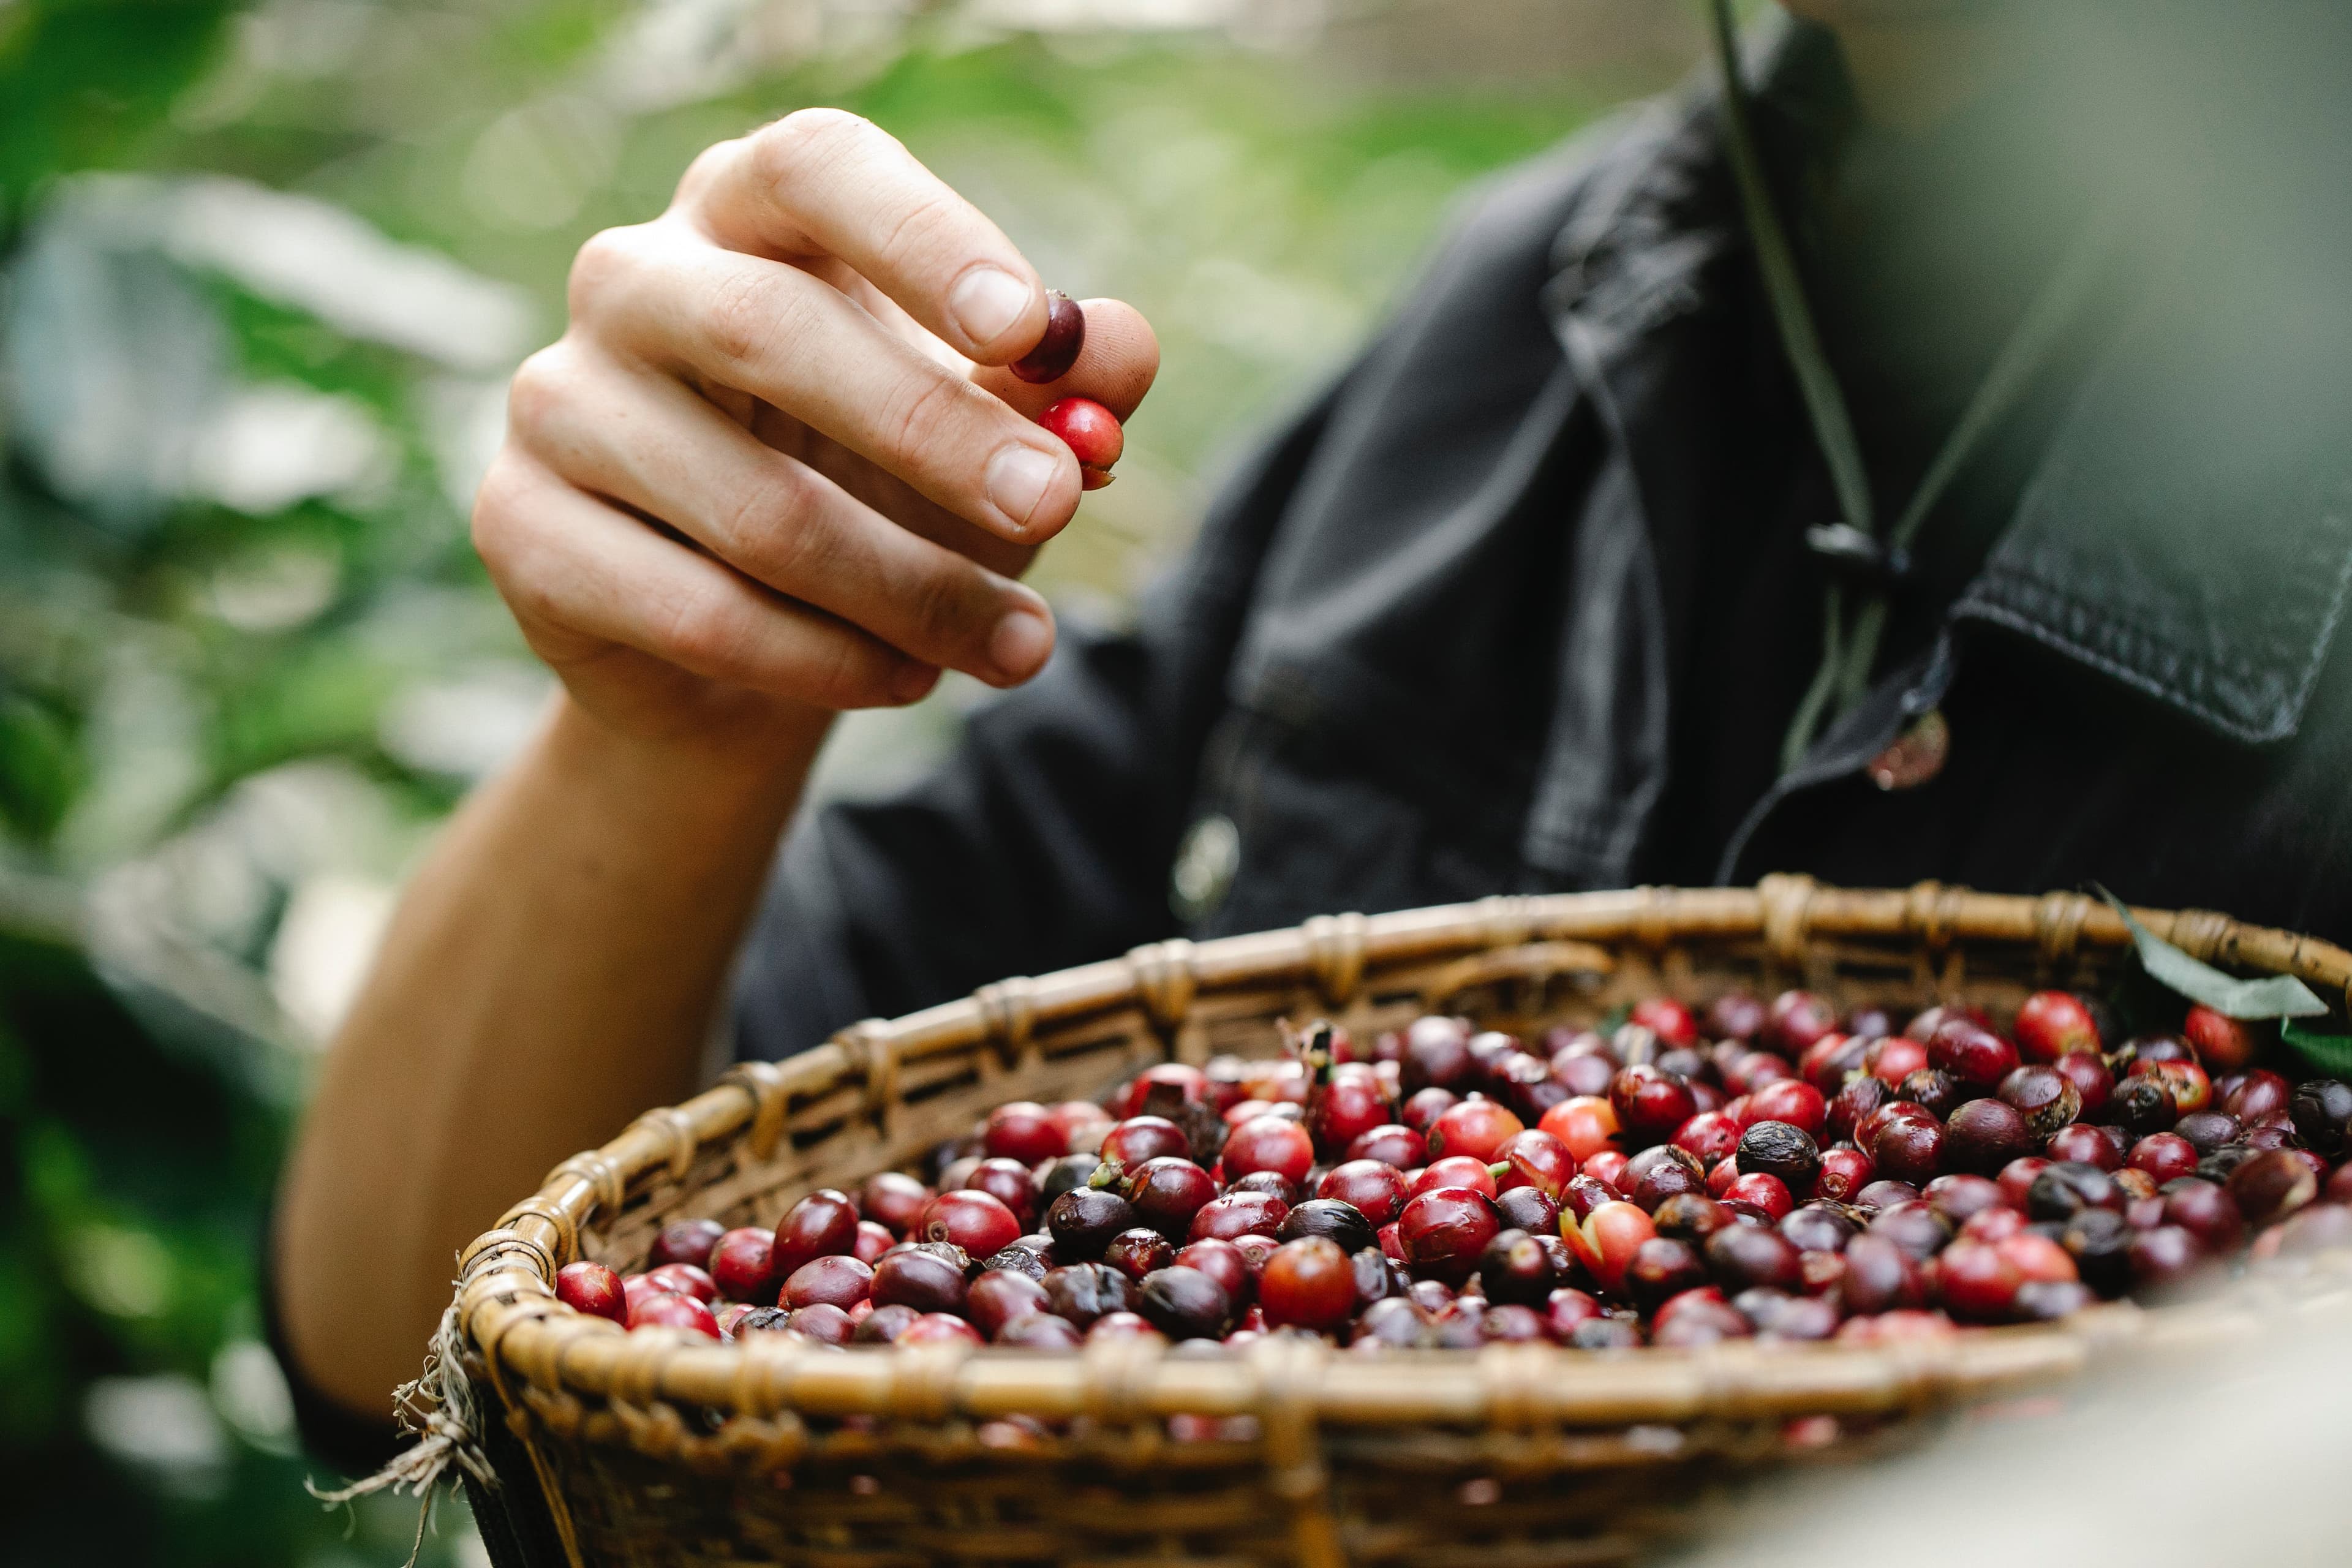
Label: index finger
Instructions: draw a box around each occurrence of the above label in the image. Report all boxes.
[680,108,1052,368]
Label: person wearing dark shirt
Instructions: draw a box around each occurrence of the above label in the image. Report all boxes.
[271,1,2352,1469]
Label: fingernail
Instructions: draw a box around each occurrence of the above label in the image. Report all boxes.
[989,608,1054,682]
[986,444,1060,529]
[949,266,1033,350]
[891,663,940,704]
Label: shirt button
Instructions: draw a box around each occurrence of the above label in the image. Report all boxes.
[1867,709,1950,791]
[1170,813,1240,922]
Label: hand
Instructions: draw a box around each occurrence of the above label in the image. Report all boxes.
[472,108,1159,758]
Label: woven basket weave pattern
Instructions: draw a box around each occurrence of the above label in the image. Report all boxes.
[448,878,2352,1567]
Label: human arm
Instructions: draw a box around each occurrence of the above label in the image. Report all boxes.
[273,108,1158,1425]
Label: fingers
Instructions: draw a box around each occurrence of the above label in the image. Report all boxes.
[508,345,1057,687]
[472,451,939,711]
[682,110,1053,367]
[976,298,1161,422]
[582,230,1084,545]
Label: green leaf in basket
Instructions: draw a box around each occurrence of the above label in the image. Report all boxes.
[2094,886,2326,1020]
[2282,1019,2352,1078]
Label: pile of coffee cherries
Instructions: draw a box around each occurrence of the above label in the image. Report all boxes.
[555,992,2352,1352]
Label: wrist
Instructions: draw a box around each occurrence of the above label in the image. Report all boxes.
[540,690,830,832]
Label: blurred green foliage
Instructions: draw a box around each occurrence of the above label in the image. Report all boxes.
[0,2,1677,1561]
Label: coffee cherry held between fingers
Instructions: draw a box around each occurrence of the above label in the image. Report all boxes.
[1039,397,1122,487]
[1010,290,1086,383]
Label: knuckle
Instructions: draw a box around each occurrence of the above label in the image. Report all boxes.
[674,137,745,206]
[876,371,972,467]
[566,225,647,323]
[903,559,980,655]
[503,348,573,448]
[753,108,879,192]
[809,629,891,710]
[469,468,561,622]
[699,267,793,375]
[870,184,960,279]
[722,466,824,579]
[469,458,530,565]
[654,578,744,679]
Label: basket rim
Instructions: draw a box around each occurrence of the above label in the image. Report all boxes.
[451,876,2352,1433]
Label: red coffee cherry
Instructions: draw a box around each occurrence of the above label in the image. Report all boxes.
[2182,1005,2256,1071]
[645,1262,717,1303]
[1427,1098,1525,1164]
[1610,1065,1698,1145]
[709,1227,778,1303]
[1039,397,1122,480]
[1317,1159,1409,1226]
[555,1261,627,1324]
[984,1101,1067,1165]
[629,1289,720,1337]
[920,1189,1023,1259]
[1344,1123,1427,1168]
[782,1254,873,1311]
[1101,1115,1191,1167]
[1394,1186,1501,1284]
[1224,1115,1316,1185]
[859,1172,930,1236]
[2013,990,2101,1063]
[1259,1237,1358,1330]
[774,1189,861,1276]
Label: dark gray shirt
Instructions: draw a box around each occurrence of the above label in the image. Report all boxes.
[733,17,2352,1066]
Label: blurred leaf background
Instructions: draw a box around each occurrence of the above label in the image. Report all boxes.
[0,1,1695,1561]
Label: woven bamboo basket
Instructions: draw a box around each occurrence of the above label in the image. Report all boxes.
[441,876,2352,1568]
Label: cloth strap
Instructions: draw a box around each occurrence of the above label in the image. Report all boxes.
[1705,0,2126,772]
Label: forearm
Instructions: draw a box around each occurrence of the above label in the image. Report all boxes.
[275,693,827,1416]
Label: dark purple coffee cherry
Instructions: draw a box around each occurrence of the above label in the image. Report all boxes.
[1047,1186,1136,1261]
[1009,290,1086,383]
[2289,1079,2352,1157]
[1276,1197,1377,1256]
[1477,1229,1561,1307]
[1943,1099,2038,1177]
[1137,1265,1231,1340]
[1040,1262,1137,1327]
